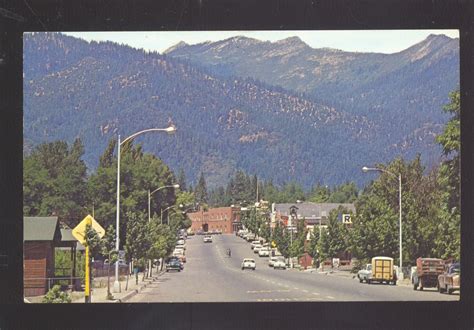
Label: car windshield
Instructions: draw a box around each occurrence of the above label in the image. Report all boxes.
[244,259,254,262]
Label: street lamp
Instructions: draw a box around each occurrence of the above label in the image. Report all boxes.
[362,166,403,279]
[147,184,179,277]
[114,125,176,293]
[161,204,183,225]
[148,184,180,223]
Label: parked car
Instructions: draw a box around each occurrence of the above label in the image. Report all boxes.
[253,244,263,253]
[438,262,460,294]
[358,257,397,285]
[273,257,286,270]
[166,258,183,272]
[258,247,270,257]
[268,256,278,267]
[177,254,186,263]
[241,258,256,270]
[250,240,261,250]
[177,239,185,245]
[203,235,213,243]
[196,229,204,235]
[176,243,186,250]
[245,234,256,241]
[104,259,128,270]
[412,257,445,291]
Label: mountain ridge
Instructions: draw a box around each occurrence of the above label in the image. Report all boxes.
[23,33,457,189]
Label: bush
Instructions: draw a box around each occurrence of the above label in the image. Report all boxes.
[42,285,72,303]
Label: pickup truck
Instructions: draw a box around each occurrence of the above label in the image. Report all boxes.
[438,263,460,294]
[412,257,444,291]
[358,256,397,285]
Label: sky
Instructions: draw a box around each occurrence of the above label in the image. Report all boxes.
[62,30,458,54]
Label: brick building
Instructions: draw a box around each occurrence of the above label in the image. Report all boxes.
[187,206,241,234]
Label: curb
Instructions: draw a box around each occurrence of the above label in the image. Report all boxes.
[118,269,167,302]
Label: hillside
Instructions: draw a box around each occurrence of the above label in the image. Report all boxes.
[166,34,459,158]
[23,33,457,189]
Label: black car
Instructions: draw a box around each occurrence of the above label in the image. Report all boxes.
[166,258,183,272]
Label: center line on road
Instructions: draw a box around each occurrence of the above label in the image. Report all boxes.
[302,289,309,293]
[326,296,335,299]
[312,292,320,295]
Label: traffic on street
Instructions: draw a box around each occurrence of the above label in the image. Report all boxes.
[129,233,459,302]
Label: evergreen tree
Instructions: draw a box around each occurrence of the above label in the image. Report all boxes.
[434,90,460,260]
[195,172,208,204]
[177,168,187,192]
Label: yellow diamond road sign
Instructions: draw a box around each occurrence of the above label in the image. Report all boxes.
[72,215,105,245]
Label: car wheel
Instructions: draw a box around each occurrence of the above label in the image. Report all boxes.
[359,278,363,283]
[252,268,255,271]
[437,283,443,293]
[367,279,371,284]
[242,267,244,270]
[419,286,423,291]
[447,286,453,295]
[413,283,417,290]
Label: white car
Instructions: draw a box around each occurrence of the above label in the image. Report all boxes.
[177,239,185,245]
[203,235,213,243]
[273,257,286,270]
[268,256,278,267]
[176,243,186,250]
[253,244,263,253]
[250,240,261,249]
[258,248,270,257]
[241,258,256,270]
[173,247,185,255]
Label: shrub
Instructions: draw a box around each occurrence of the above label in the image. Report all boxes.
[42,285,72,303]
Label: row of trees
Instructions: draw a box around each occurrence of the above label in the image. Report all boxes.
[24,137,194,272]
[204,169,359,207]
[240,91,461,267]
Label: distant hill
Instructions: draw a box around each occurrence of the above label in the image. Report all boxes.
[23,33,459,189]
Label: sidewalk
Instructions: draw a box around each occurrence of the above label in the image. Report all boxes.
[71,268,166,303]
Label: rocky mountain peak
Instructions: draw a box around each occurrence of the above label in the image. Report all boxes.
[163,41,189,54]
[275,36,308,48]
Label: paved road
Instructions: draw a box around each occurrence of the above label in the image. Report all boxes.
[130,234,459,302]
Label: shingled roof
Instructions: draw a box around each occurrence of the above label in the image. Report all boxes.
[24,217,62,242]
[273,202,356,219]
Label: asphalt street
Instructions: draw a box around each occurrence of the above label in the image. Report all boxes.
[129,234,460,302]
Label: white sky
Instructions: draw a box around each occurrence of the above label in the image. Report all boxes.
[62,30,459,54]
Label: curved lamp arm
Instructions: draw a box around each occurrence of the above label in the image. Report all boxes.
[121,125,176,146]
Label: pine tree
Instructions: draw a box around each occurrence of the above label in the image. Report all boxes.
[195,172,208,204]
[177,168,187,192]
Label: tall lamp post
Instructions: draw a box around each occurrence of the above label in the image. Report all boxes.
[114,125,176,293]
[147,184,179,277]
[148,184,180,223]
[362,166,403,280]
[161,204,183,225]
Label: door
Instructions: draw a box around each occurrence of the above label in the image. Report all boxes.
[202,223,208,232]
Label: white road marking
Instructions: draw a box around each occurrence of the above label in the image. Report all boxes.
[293,287,299,290]
[312,292,320,295]
[302,289,309,293]
[326,295,335,299]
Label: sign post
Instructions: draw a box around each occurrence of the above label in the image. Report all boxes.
[72,215,105,303]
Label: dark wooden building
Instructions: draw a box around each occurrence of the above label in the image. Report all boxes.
[24,217,62,297]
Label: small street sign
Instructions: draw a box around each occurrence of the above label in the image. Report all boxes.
[342,214,352,224]
[72,214,105,244]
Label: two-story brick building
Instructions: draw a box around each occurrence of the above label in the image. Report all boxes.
[187,206,241,234]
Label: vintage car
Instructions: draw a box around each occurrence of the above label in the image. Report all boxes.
[358,256,397,285]
[412,257,444,291]
[438,262,460,294]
